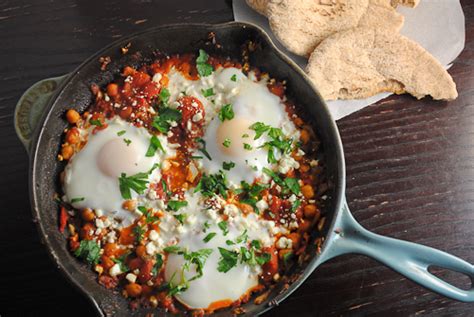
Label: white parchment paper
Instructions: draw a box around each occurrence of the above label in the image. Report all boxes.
[233,0,465,120]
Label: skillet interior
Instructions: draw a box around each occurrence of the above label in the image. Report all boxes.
[30,22,345,316]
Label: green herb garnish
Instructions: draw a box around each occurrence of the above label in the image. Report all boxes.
[117,130,126,136]
[218,104,234,122]
[218,221,229,236]
[217,247,239,273]
[196,138,212,160]
[145,135,165,157]
[230,74,237,82]
[223,138,231,148]
[71,197,85,203]
[152,107,182,133]
[223,161,235,170]
[203,232,217,243]
[196,49,213,77]
[123,138,132,146]
[118,164,158,199]
[201,88,215,97]
[74,240,100,265]
[167,200,188,211]
[90,119,102,127]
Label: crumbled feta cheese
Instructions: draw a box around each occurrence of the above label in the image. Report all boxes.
[256,200,268,213]
[95,219,105,228]
[146,242,157,255]
[276,237,293,249]
[152,73,162,83]
[223,204,239,217]
[289,221,299,229]
[192,112,203,122]
[310,160,319,167]
[95,209,104,217]
[149,230,159,242]
[109,264,122,277]
[278,156,300,174]
[288,194,297,203]
[126,273,137,283]
[169,121,178,128]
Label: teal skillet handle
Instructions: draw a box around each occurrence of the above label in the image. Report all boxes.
[320,199,474,302]
[14,75,69,154]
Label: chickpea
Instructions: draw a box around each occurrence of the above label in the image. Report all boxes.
[66,128,80,144]
[80,222,95,240]
[123,66,135,76]
[125,283,142,298]
[299,164,310,173]
[300,129,310,144]
[287,232,301,249]
[106,83,119,97]
[298,219,311,233]
[101,255,115,270]
[294,117,304,127]
[301,184,315,199]
[303,204,319,219]
[122,199,137,211]
[61,145,74,160]
[136,245,147,259]
[103,243,118,256]
[66,109,81,124]
[119,107,132,119]
[81,208,95,222]
[238,203,254,214]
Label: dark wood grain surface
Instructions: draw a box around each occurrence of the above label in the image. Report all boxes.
[1,0,474,316]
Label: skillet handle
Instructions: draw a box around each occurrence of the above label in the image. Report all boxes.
[319,199,474,302]
[14,74,69,154]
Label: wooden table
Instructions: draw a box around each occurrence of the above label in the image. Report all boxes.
[1,0,473,315]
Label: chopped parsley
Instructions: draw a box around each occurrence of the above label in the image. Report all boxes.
[230,74,237,82]
[201,88,215,97]
[255,252,271,265]
[282,251,293,266]
[218,104,234,122]
[249,122,270,139]
[242,133,249,138]
[137,206,159,223]
[223,138,231,148]
[196,49,213,77]
[167,200,188,211]
[194,171,229,198]
[123,138,132,146]
[218,220,229,236]
[70,197,85,203]
[217,247,239,273]
[222,161,235,170]
[203,232,217,243]
[112,252,130,272]
[174,213,187,225]
[117,130,126,136]
[145,135,165,157]
[133,225,145,243]
[291,200,302,212]
[243,143,252,150]
[203,221,211,232]
[118,164,158,199]
[152,253,164,275]
[159,87,171,105]
[235,181,268,211]
[152,107,182,133]
[196,138,212,160]
[284,178,301,195]
[164,245,185,254]
[74,240,100,265]
[89,119,102,127]
[191,155,204,160]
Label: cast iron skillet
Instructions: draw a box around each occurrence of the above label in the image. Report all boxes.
[14,22,474,316]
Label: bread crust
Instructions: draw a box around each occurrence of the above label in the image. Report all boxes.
[306,27,458,101]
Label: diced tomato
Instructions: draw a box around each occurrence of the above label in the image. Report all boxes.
[59,206,68,233]
[138,260,154,283]
[261,247,278,283]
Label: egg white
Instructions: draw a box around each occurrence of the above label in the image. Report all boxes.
[63,119,164,225]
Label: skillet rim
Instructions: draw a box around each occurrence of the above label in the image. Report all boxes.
[28,21,346,316]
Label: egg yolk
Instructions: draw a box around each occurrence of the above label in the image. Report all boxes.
[216,117,257,157]
[97,138,141,178]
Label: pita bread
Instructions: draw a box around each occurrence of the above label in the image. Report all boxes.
[306,27,457,100]
[359,0,404,32]
[391,0,420,8]
[246,0,269,16]
[267,0,369,57]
